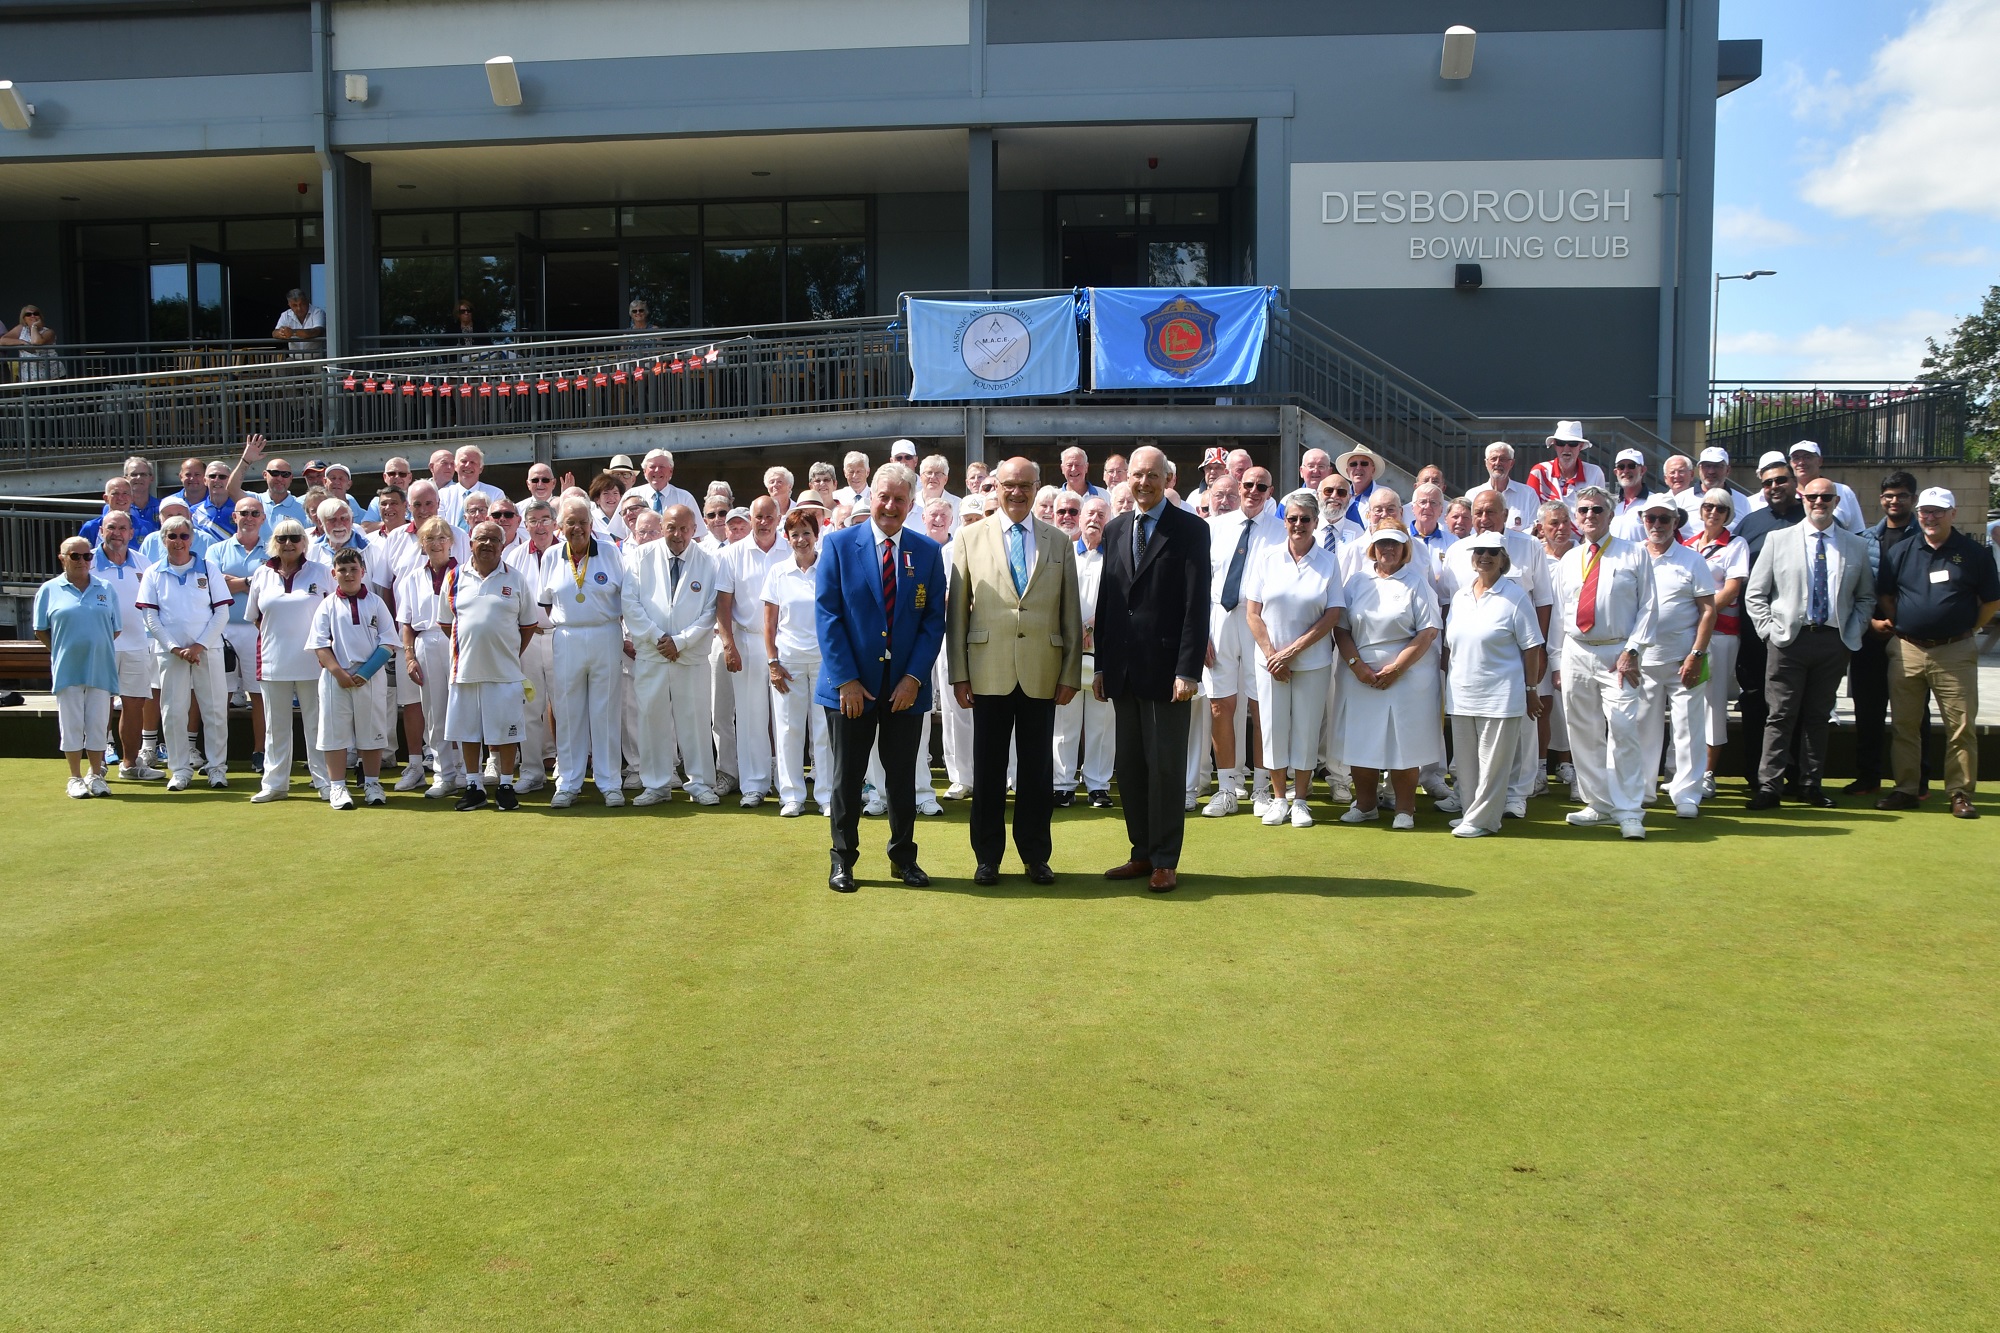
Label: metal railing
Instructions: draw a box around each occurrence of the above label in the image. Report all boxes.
[1707,380,1967,464]
[0,497,94,585]
[0,339,300,385]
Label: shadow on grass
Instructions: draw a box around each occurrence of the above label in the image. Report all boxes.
[889,873,1472,901]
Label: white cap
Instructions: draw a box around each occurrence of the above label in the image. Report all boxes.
[725,506,752,522]
[325,461,351,477]
[889,438,918,459]
[1367,527,1410,545]
[1614,448,1645,467]
[1917,486,1956,510]
[1697,445,1730,465]
[1462,531,1506,551]
[1788,439,1822,457]
[1547,419,1590,446]
[1639,494,1681,515]
[1756,450,1790,473]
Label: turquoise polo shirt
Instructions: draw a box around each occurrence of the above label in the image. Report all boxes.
[34,574,122,693]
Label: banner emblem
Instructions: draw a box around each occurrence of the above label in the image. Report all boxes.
[1141,296,1218,377]
[961,313,1032,383]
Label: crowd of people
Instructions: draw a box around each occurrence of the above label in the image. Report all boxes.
[33,422,1998,886]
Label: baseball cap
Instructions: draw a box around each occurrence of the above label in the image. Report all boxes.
[1463,531,1505,551]
[303,458,328,473]
[1917,486,1956,509]
[889,439,918,459]
[1788,440,1822,457]
[1697,446,1730,465]
[725,506,752,523]
[1614,448,1645,467]
[1756,450,1790,473]
[325,461,351,477]
[1639,494,1681,515]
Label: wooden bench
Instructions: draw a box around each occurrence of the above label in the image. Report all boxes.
[0,640,52,687]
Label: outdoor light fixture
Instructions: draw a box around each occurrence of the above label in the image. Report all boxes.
[1440,26,1477,80]
[485,56,522,107]
[344,73,369,104]
[1455,264,1483,290]
[0,81,34,131]
[1710,269,1777,385]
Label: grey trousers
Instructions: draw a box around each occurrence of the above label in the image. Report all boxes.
[1759,627,1849,793]
[1451,713,1524,833]
[1115,694,1193,869]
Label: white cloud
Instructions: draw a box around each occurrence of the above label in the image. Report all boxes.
[1780,62,1864,126]
[1921,245,1997,267]
[1715,204,1808,249]
[1717,310,1943,381]
[1801,0,2000,222]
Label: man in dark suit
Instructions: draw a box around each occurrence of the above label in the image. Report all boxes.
[1092,445,1212,892]
[814,463,947,892]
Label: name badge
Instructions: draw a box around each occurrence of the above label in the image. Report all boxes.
[1929,568,1951,584]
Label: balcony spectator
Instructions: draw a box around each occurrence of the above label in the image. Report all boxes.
[0,305,62,380]
[273,289,325,357]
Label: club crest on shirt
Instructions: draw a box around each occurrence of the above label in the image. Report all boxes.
[501,585,513,596]
[594,571,608,583]
[196,576,208,588]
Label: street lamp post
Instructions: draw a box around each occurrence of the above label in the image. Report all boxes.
[1710,269,1777,390]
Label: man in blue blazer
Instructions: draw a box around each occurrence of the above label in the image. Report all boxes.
[815,463,948,891]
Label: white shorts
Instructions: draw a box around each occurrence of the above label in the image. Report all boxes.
[57,686,111,752]
[317,670,390,751]
[1201,603,1253,699]
[445,679,527,745]
[115,650,151,698]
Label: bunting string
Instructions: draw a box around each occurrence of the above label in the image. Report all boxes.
[340,343,726,397]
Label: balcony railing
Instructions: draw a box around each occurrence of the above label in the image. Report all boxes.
[1707,380,1967,464]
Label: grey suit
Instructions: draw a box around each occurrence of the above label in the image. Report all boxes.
[1743,522,1874,794]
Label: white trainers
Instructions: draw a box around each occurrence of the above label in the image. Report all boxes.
[394,764,427,792]
[739,791,764,809]
[362,779,386,806]
[165,771,191,792]
[89,772,111,797]
[327,784,355,810]
[1452,822,1490,838]
[1619,817,1647,840]
[1565,806,1609,827]
[1339,805,1379,824]
[65,776,91,799]
[944,782,972,800]
[1290,799,1314,828]
[621,771,643,792]
[714,774,739,797]
[685,783,720,807]
[425,776,464,800]
[1184,792,1199,812]
[1330,776,1354,805]
[779,800,806,817]
[513,773,546,794]
[1556,761,1577,786]
[1420,772,1453,801]
[863,793,888,817]
[120,762,164,781]
[1675,802,1700,820]
[207,770,230,790]
[1505,800,1527,820]
[1391,812,1415,830]
[916,794,944,816]
[602,789,626,807]
[1202,789,1239,818]
[250,787,286,803]
[1699,772,1718,799]
[1261,798,1288,826]
[1531,772,1549,797]
[1432,795,1463,815]
[548,789,577,809]
[632,787,671,807]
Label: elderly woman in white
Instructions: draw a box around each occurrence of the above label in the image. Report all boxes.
[1443,532,1546,837]
[1245,489,1346,827]
[1688,488,1748,797]
[1331,527,1443,829]
[245,518,335,801]
[763,507,833,817]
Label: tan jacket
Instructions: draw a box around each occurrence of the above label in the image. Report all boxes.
[947,514,1084,699]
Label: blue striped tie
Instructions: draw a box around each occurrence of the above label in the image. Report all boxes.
[1008,522,1029,595]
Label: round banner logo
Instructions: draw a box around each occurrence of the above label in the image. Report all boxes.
[960,312,1032,382]
[1141,295,1220,377]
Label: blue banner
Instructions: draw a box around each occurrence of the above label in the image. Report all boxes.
[1087,286,1274,390]
[906,295,1080,400]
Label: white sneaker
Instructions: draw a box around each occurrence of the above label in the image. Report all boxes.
[1420,772,1452,801]
[1556,761,1577,786]
[1452,823,1490,838]
[1505,800,1527,820]
[685,783,720,807]
[1290,799,1314,829]
[602,789,626,807]
[1532,772,1550,797]
[1699,772,1718,799]
[1565,807,1609,827]
[1619,817,1647,840]
[425,776,464,800]
[66,776,91,799]
[1261,799,1288,826]
[549,789,577,809]
[362,780,386,807]
[1675,802,1700,819]
[394,764,427,792]
[1433,795,1463,815]
[250,787,285,803]
[1330,776,1354,805]
[207,770,230,790]
[1339,805,1379,824]
[739,791,765,809]
[1184,792,1199,812]
[89,772,111,797]
[328,785,355,810]
[165,771,191,792]
[779,800,806,817]
[633,787,672,807]
[120,763,164,781]
[916,794,944,816]
[513,774,545,794]
[1391,812,1415,830]
[1203,789,1239,818]
[863,793,888,817]
[714,774,739,796]
[944,782,972,800]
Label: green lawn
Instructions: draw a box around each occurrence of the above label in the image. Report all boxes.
[0,758,1994,1331]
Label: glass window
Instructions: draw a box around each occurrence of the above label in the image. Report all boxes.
[225,219,297,251]
[379,255,456,335]
[79,224,145,260]
[149,221,221,255]
[459,253,519,334]
[786,240,866,320]
[1147,240,1210,287]
[149,262,190,340]
[540,207,615,240]
[301,217,321,246]
[1145,193,1220,227]
[79,260,148,342]
[1057,194,1134,227]
[787,200,865,236]
[459,210,533,246]
[625,250,693,329]
[705,201,782,238]
[380,213,453,249]
[703,243,781,326]
[622,205,698,238]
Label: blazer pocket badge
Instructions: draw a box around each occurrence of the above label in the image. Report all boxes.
[914,584,928,609]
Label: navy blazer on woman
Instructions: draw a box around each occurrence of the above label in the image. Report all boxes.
[813,522,947,712]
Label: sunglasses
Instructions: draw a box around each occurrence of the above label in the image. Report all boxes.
[1803,494,1837,504]
[1056,507,1081,516]
[62,552,90,560]
[166,532,191,539]
[266,469,293,478]
[384,469,412,478]
[1243,482,1271,492]
[1760,477,1789,488]
[1469,549,1501,558]
[1643,512,1678,523]
[1574,505,1607,516]
[276,535,303,543]
[1325,490,1350,500]
[22,310,41,317]
[1284,515,1314,526]
[492,510,518,519]
[1699,503,1729,513]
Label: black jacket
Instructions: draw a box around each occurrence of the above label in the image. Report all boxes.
[1095,503,1211,701]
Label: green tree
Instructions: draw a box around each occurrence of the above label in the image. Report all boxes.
[1920,283,2000,449]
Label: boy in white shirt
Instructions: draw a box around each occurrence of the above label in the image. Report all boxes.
[308,548,398,809]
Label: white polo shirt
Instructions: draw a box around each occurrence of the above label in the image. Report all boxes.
[537,539,625,629]
[93,548,153,656]
[1444,578,1546,717]
[1440,529,1556,610]
[247,558,336,680]
[380,522,471,589]
[1466,478,1539,531]
[394,558,460,634]
[1641,540,1717,666]
[308,587,397,668]
[137,553,231,649]
[440,563,537,684]
[1241,543,1345,673]
[718,536,790,632]
[762,556,821,660]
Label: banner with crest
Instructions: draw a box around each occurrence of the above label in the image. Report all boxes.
[1086,286,1274,390]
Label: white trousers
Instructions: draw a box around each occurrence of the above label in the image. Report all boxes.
[1701,633,1739,747]
[520,631,554,769]
[57,686,111,753]
[940,683,974,786]
[728,633,774,794]
[632,647,713,791]
[158,647,228,777]
[258,678,327,795]
[1639,662,1709,808]
[1451,713,1524,833]
[411,628,464,781]
[1054,656,1115,790]
[710,637,737,785]
[551,623,625,794]
[1561,641,1648,819]
[621,655,640,776]
[771,654,831,807]
[221,621,258,696]
[1257,664,1330,773]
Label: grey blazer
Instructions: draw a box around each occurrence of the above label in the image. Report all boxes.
[1744,522,1874,651]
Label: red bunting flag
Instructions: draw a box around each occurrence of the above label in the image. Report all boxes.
[478,382,493,398]
[593,372,609,387]
[555,377,570,391]
[363,377,378,393]
[612,370,628,385]
[343,374,357,390]
[458,384,473,397]
[536,379,550,395]
[401,380,416,396]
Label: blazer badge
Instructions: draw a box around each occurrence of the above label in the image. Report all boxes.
[914,584,927,609]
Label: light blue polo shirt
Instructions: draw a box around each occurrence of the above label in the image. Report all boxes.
[259,491,310,530]
[34,574,122,693]
[211,536,266,625]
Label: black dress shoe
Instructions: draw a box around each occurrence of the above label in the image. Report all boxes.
[973,863,1000,885]
[1745,788,1782,810]
[829,855,858,893]
[1842,780,1881,797]
[895,863,930,887]
[1875,790,1921,811]
[1026,862,1056,885]
[1800,790,1836,808]
[1052,789,1074,808]
[1088,789,1113,808]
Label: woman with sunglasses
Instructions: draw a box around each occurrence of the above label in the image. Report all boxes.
[137,515,233,791]
[1244,489,1346,827]
[35,537,122,797]
[1,304,61,381]
[1442,532,1546,837]
[245,519,335,801]
[1686,488,1748,798]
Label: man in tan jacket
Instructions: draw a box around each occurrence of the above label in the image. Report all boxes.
[948,456,1084,885]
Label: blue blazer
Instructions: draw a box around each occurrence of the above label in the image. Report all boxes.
[814,523,947,713]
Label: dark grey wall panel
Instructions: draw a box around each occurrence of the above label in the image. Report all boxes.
[0,221,66,335]
[0,5,308,81]
[1292,287,1660,419]
[989,0,1663,44]
[995,190,1043,289]
[876,192,967,308]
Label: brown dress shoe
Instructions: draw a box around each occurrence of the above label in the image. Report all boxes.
[1148,867,1178,893]
[1951,793,1979,819]
[1875,790,1921,811]
[1104,858,1153,880]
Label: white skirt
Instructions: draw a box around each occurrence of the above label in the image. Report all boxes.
[1334,639,1444,771]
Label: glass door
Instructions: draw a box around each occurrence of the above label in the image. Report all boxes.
[543,250,619,332]
[515,235,546,333]
[623,246,695,331]
[189,247,227,339]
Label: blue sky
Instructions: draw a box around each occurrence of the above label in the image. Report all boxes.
[1711,0,2000,382]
